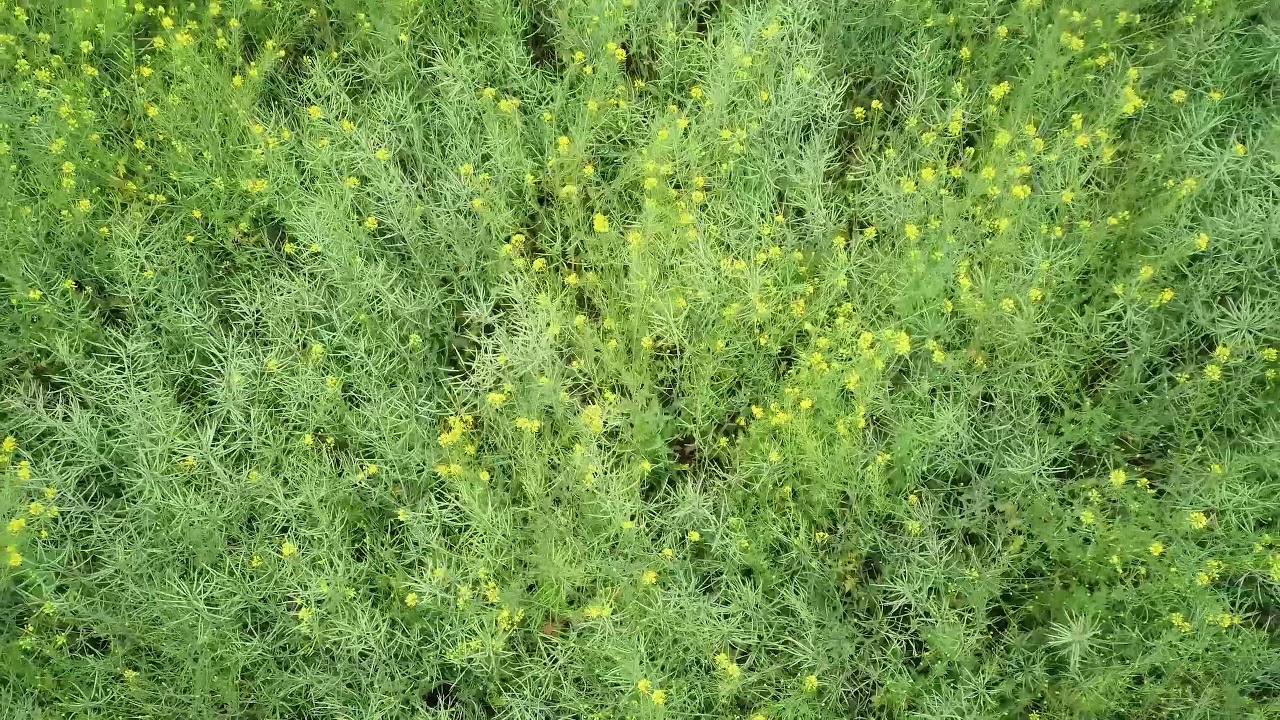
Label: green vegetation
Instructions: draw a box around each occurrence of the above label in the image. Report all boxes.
[2,0,1279,717]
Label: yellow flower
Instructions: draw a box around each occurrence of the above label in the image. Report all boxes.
[636,678,652,695]
[280,540,298,557]
[1189,511,1208,530]
[650,689,667,705]
[404,592,418,607]
[802,674,819,692]
[306,105,322,120]
[7,518,25,534]
[641,569,658,585]
[364,216,379,230]
[1148,541,1164,556]
[1109,469,1127,486]
[1170,89,1187,103]
[1080,509,1096,525]
[688,530,702,542]
[580,405,604,433]
[713,652,741,677]
[1204,364,1222,381]
[592,213,609,233]
[7,548,21,567]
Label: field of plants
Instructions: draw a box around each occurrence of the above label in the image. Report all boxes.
[2,0,1278,718]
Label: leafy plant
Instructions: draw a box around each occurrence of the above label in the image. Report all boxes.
[1,0,1278,718]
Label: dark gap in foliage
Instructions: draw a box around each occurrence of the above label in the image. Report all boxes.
[174,373,212,414]
[518,0,560,71]
[82,460,128,507]
[692,0,723,37]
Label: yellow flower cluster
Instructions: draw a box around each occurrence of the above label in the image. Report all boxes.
[580,405,604,433]
[713,652,742,678]
[438,415,473,446]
